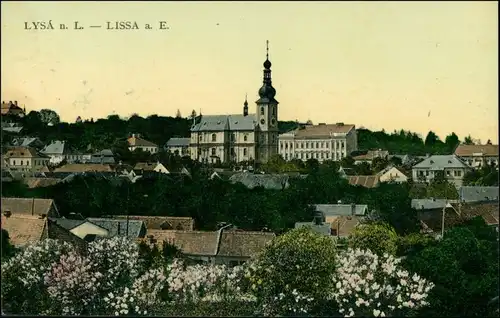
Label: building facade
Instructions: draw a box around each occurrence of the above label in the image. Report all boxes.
[454,144,499,168]
[412,155,471,187]
[127,134,159,153]
[189,41,279,164]
[278,123,357,162]
[4,147,50,172]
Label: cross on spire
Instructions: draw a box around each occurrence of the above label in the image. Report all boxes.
[266,40,269,59]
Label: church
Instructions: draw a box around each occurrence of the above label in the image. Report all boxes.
[189,41,279,164]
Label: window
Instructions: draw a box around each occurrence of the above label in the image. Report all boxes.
[326,153,329,159]
[272,107,276,116]
[211,148,216,156]
[243,135,248,142]
[243,148,247,156]
[260,107,265,115]
[285,143,288,149]
[280,143,283,149]
[306,142,310,148]
[231,148,235,156]
[211,134,216,142]
[231,133,236,141]
[198,135,202,142]
[20,160,23,166]
[296,142,299,148]
[454,170,462,177]
[316,142,319,148]
[425,171,429,176]
[320,153,324,159]
[446,170,451,176]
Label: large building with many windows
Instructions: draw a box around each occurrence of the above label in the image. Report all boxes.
[278,123,358,162]
[189,41,279,164]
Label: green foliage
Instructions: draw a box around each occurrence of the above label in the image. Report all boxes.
[1,229,17,260]
[404,222,499,317]
[397,232,436,257]
[348,222,399,256]
[247,227,337,314]
[463,163,499,186]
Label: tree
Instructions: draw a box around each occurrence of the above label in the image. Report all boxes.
[424,131,439,147]
[190,109,197,119]
[404,224,499,317]
[175,109,182,118]
[371,157,389,173]
[245,227,338,316]
[1,229,16,259]
[444,132,460,152]
[39,109,60,125]
[464,135,475,145]
[348,222,399,256]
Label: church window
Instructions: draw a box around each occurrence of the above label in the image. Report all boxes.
[231,133,236,141]
[244,135,248,142]
[231,148,235,156]
[260,107,265,115]
[211,134,216,142]
[243,148,247,156]
[211,148,216,156]
[272,107,276,116]
[285,143,288,149]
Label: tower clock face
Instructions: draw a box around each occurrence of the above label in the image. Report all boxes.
[260,119,265,125]
[271,118,276,126]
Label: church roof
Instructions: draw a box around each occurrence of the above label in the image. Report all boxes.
[191,114,257,132]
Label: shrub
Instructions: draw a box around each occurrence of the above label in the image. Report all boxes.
[245,226,338,316]
[349,222,398,256]
[331,248,435,317]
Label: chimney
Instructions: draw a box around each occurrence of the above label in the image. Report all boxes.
[351,203,356,215]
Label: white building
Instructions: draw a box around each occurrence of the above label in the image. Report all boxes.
[190,41,279,164]
[4,146,50,172]
[454,144,499,168]
[127,134,159,153]
[412,155,471,187]
[278,123,358,162]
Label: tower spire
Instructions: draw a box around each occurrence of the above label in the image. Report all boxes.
[266,40,269,60]
[243,93,249,116]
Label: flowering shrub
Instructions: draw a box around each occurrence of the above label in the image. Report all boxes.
[245,227,338,316]
[331,248,435,317]
[165,258,254,304]
[1,237,166,316]
[1,239,76,314]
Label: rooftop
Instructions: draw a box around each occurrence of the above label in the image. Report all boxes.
[454,144,499,157]
[413,155,469,170]
[348,175,380,188]
[1,214,47,246]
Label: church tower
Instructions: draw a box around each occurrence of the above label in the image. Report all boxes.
[255,40,279,163]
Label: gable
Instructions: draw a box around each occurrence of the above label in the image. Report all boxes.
[70,221,109,239]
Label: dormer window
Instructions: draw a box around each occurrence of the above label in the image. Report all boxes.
[430,160,434,164]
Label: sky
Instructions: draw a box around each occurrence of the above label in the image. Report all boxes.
[1,1,498,143]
